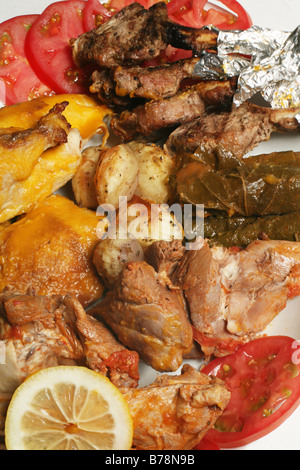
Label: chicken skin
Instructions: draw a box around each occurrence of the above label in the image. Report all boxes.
[0,291,139,425]
[122,364,230,450]
[0,102,82,223]
[0,195,104,307]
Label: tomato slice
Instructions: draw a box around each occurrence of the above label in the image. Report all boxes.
[194,438,220,450]
[167,0,252,29]
[25,0,88,95]
[0,15,53,105]
[107,0,252,30]
[83,0,113,31]
[201,336,300,448]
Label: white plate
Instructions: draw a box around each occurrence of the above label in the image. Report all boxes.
[0,0,300,451]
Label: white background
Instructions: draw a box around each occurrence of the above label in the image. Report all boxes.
[0,0,300,450]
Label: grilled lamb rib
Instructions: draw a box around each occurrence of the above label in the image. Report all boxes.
[71,2,218,70]
[111,78,237,141]
[166,102,300,161]
[71,2,170,69]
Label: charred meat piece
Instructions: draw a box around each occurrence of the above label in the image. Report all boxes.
[71,2,218,70]
[89,69,132,109]
[108,57,200,101]
[97,261,193,372]
[166,23,218,55]
[111,78,237,141]
[0,292,139,394]
[122,364,230,450]
[166,102,300,161]
[171,239,300,357]
[71,2,169,68]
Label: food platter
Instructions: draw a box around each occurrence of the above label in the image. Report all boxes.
[0,0,300,451]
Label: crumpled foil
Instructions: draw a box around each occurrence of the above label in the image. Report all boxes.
[217,25,300,118]
[193,25,300,121]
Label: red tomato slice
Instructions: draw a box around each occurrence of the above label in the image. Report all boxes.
[167,0,252,29]
[107,0,252,30]
[194,438,220,450]
[0,15,53,105]
[83,0,113,31]
[25,0,88,95]
[201,336,300,448]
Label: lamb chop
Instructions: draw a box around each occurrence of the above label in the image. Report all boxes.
[71,2,170,69]
[90,57,201,103]
[122,364,230,450]
[111,78,237,141]
[71,2,218,70]
[96,260,193,372]
[166,102,300,162]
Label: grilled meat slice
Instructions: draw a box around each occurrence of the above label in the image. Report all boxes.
[108,57,200,101]
[166,102,300,161]
[111,78,237,141]
[71,2,169,68]
[171,239,300,357]
[89,69,132,109]
[122,364,230,450]
[97,261,193,372]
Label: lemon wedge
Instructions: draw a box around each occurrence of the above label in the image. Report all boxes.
[5,366,133,451]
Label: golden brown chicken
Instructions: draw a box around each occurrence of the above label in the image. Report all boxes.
[0,195,104,306]
[0,102,82,223]
[122,364,231,450]
[0,291,140,439]
[0,94,112,223]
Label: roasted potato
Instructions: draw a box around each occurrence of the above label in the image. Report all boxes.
[93,237,144,288]
[94,142,175,209]
[130,142,174,204]
[95,144,139,209]
[72,146,101,209]
[93,196,183,287]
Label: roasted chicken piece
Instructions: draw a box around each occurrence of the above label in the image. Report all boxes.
[96,260,193,371]
[122,364,230,450]
[0,195,104,307]
[0,291,139,397]
[0,93,112,143]
[110,78,236,141]
[0,102,82,223]
[171,239,300,356]
[166,101,300,162]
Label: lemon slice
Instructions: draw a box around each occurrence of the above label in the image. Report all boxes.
[5,366,133,451]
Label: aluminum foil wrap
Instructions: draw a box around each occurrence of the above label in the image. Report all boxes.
[217,25,300,116]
